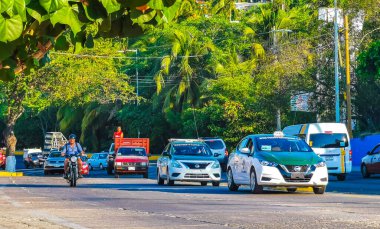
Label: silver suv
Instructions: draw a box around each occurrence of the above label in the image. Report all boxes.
[201,138,228,171]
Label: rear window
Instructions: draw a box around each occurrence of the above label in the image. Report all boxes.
[204,140,225,150]
[309,133,348,148]
[118,148,147,156]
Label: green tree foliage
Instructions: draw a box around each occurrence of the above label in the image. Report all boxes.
[355,41,380,132]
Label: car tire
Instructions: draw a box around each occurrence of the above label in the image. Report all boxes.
[337,174,346,181]
[89,164,93,171]
[166,167,174,186]
[114,172,119,178]
[227,168,239,191]
[44,170,48,175]
[313,186,326,194]
[200,182,208,186]
[287,188,297,193]
[212,181,220,187]
[99,164,104,170]
[249,168,263,194]
[361,164,370,178]
[143,171,148,179]
[157,169,164,185]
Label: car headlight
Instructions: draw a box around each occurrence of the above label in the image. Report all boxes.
[116,162,122,166]
[141,162,147,166]
[259,160,278,167]
[211,161,220,169]
[171,160,182,168]
[315,161,326,167]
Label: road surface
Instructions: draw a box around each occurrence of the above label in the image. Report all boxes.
[1,166,380,228]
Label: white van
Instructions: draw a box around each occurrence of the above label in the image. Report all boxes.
[283,123,352,181]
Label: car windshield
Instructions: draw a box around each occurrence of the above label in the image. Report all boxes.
[256,137,313,152]
[118,148,147,156]
[49,152,62,158]
[309,133,348,148]
[204,140,224,150]
[99,154,107,159]
[172,144,212,156]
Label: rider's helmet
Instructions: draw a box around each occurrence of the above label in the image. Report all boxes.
[68,134,77,140]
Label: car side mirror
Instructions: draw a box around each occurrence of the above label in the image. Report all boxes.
[240,148,250,154]
[214,153,221,157]
[367,151,371,155]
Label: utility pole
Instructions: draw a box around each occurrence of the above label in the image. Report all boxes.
[345,15,352,137]
[334,0,340,123]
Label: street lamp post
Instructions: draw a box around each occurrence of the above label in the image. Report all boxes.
[334,0,340,123]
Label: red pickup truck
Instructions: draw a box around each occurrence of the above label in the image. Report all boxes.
[110,138,150,178]
[0,152,6,169]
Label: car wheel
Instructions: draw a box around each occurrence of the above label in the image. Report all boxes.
[227,168,239,191]
[157,169,164,185]
[114,172,119,178]
[337,174,346,181]
[166,167,174,186]
[249,168,263,194]
[313,186,326,194]
[89,164,93,171]
[361,164,370,178]
[143,171,148,179]
[44,170,48,175]
[99,164,104,170]
[212,181,220,187]
[287,188,297,193]
[200,182,208,186]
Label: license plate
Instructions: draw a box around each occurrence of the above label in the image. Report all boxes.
[291,172,305,179]
[128,167,135,171]
[324,156,334,161]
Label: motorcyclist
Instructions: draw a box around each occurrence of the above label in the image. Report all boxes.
[61,134,84,178]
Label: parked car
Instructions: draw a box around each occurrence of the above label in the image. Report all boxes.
[283,123,352,181]
[157,139,221,186]
[23,148,44,168]
[81,156,90,176]
[44,151,65,175]
[361,144,380,178]
[227,132,328,194]
[88,152,108,170]
[201,137,228,171]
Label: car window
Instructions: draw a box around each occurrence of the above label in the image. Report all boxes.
[246,138,254,153]
[204,140,224,150]
[256,137,313,152]
[91,154,98,159]
[118,148,147,156]
[309,133,348,148]
[172,144,212,156]
[238,138,248,151]
[372,145,380,155]
[99,154,107,159]
[49,152,62,158]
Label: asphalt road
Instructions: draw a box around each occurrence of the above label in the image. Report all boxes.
[1,164,380,229]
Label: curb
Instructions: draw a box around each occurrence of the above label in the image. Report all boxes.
[0,171,23,177]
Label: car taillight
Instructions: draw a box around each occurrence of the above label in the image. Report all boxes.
[225,149,229,157]
[349,150,352,161]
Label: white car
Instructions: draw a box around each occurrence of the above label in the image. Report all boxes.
[157,139,221,186]
[88,152,108,170]
[227,132,328,194]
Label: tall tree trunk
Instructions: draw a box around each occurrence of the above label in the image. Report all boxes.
[276,108,281,131]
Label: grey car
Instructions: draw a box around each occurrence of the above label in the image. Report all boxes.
[44,151,65,175]
[201,137,228,171]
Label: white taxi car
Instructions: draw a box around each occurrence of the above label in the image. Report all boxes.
[157,139,221,186]
[227,132,328,194]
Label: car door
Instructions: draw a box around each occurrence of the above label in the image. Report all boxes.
[233,138,249,183]
[99,153,108,167]
[158,144,171,177]
[91,154,99,167]
[369,145,380,173]
[240,138,254,183]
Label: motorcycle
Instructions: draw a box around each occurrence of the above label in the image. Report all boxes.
[66,154,79,187]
